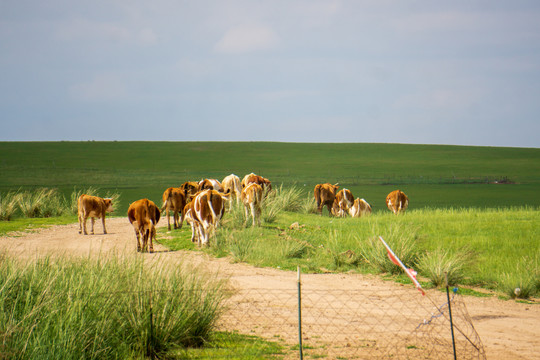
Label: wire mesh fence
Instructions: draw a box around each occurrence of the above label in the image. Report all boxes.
[216,281,486,359]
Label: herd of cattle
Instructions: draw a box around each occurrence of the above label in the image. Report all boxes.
[76,173,409,253]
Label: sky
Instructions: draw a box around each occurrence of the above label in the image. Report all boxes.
[1,1,539,147]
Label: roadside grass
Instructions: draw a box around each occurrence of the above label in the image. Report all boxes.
[0,216,77,236]
[0,254,229,359]
[160,201,539,299]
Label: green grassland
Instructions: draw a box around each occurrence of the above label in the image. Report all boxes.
[1,141,539,214]
[0,141,538,357]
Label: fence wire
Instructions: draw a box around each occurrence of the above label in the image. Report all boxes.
[217,283,486,359]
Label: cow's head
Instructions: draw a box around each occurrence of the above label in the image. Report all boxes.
[104,198,114,213]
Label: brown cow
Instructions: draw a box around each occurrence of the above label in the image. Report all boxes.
[349,198,372,217]
[241,183,263,226]
[222,174,242,204]
[127,198,160,252]
[161,187,187,230]
[241,173,272,194]
[386,190,409,214]
[184,189,229,246]
[314,183,339,215]
[78,194,113,235]
[180,181,200,200]
[331,188,354,217]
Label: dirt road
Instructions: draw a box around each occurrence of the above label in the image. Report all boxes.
[1,217,538,359]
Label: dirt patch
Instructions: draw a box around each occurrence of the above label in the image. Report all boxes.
[1,217,538,359]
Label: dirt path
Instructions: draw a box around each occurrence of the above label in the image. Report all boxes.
[1,217,538,359]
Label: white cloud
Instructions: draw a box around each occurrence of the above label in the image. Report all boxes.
[214,24,279,54]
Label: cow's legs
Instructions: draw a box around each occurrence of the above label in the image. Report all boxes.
[177,210,184,230]
[166,210,172,231]
[90,217,95,234]
[135,229,142,252]
[148,226,155,253]
[82,216,89,235]
[173,210,179,229]
[249,203,256,226]
[78,214,83,234]
[101,216,107,234]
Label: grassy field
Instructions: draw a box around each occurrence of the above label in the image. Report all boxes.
[0,141,538,357]
[1,141,539,214]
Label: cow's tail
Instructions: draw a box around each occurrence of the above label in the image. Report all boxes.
[207,191,219,225]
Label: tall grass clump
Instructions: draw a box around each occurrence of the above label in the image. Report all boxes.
[261,185,304,223]
[0,254,227,359]
[358,224,419,274]
[498,254,540,299]
[0,192,18,220]
[417,247,473,287]
[15,188,66,218]
[300,194,318,214]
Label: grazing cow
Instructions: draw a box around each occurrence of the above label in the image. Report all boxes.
[242,173,272,198]
[331,188,354,217]
[386,190,409,214]
[127,198,160,253]
[241,183,263,226]
[78,194,113,235]
[199,178,224,192]
[349,198,372,217]
[161,187,187,230]
[184,189,229,246]
[314,183,339,215]
[222,174,242,204]
[180,181,199,200]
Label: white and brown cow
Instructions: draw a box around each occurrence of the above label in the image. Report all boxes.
[241,183,263,227]
[386,190,409,214]
[314,183,339,215]
[161,187,187,230]
[127,198,160,253]
[349,198,372,217]
[199,178,224,192]
[222,174,242,204]
[184,189,229,246]
[77,194,113,235]
[241,173,272,195]
[331,188,354,217]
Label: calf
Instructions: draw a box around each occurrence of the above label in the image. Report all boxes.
[184,189,229,246]
[78,194,113,235]
[127,198,160,253]
[222,174,242,204]
[386,190,409,214]
[241,173,272,195]
[349,198,372,217]
[161,187,187,230]
[241,183,263,226]
[331,188,354,217]
[314,183,339,215]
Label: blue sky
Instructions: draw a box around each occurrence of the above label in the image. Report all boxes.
[1,1,539,147]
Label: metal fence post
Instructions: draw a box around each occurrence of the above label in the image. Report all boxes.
[298,266,303,360]
[445,272,457,360]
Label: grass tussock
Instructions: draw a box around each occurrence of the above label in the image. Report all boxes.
[358,224,419,274]
[417,247,473,287]
[0,191,18,220]
[0,254,227,359]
